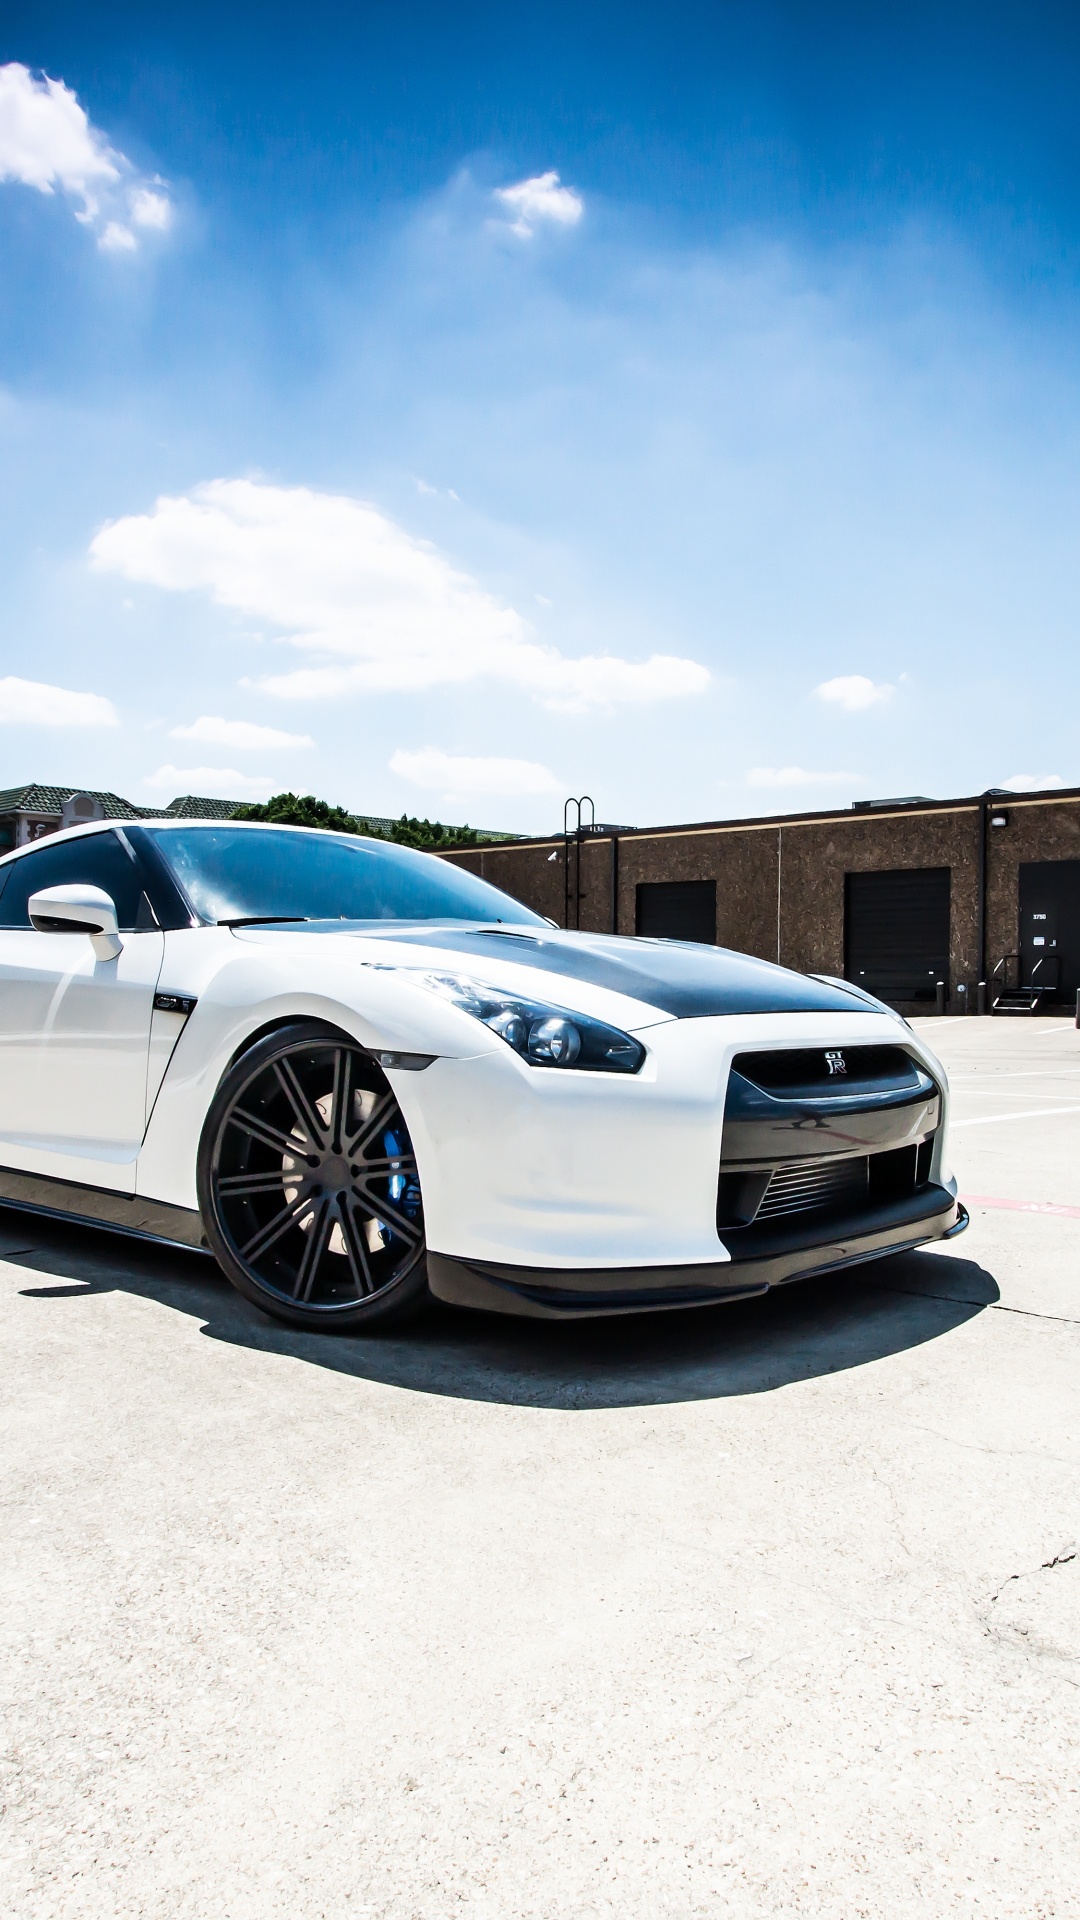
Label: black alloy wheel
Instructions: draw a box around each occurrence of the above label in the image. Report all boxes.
[198,1022,429,1331]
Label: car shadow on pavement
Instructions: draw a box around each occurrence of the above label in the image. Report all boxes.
[3,1209,999,1410]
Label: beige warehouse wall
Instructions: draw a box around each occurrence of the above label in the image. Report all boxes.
[441,794,1080,1007]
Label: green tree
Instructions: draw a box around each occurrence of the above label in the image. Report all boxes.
[232,792,360,833]
[379,814,482,851]
[232,794,483,850]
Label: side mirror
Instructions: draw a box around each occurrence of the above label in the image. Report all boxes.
[28,884,123,960]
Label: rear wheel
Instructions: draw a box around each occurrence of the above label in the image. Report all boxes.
[198,1022,429,1331]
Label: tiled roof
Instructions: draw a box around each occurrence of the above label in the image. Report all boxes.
[354,813,411,834]
[0,784,146,819]
[161,794,242,819]
[0,785,244,823]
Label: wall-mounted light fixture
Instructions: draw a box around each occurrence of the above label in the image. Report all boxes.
[990,810,1009,829]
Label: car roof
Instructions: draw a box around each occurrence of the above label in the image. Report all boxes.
[0,817,390,865]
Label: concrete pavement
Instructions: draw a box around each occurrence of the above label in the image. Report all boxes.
[0,1016,1077,1917]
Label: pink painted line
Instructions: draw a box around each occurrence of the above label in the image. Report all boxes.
[964,1194,1080,1220]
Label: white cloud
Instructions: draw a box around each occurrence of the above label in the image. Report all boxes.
[814,674,895,712]
[0,63,119,209]
[390,748,562,798]
[746,766,857,788]
[0,677,118,727]
[129,186,170,230]
[170,714,313,750]
[142,764,274,800]
[90,478,708,714]
[98,219,136,253]
[493,170,583,238]
[0,63,172,250]
[1000,773,1066,793]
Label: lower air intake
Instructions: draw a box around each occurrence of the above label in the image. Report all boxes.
[755,1156,870,1221]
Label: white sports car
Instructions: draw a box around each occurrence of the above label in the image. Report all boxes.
[0,819,966,1329]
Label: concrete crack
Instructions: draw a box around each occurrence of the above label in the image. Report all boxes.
[989,1546,1077,1606]
[875,1279,1080,1328]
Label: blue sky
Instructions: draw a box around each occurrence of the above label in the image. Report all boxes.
[2,2,1080,830]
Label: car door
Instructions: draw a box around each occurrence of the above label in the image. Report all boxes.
[0,829,164,1189]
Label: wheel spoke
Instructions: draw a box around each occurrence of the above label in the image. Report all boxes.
[349,1178,423,1248]
[228,1107,306,1158]
[340,1196,377,1296]
[329,1047,351,1152]
[274,1056,327,1149]
[217,1168,292,1197]
[293,1197,333,1301]
[344,1090,397,1160]
[358,1153,418,1177]
[238,1189,313,1262]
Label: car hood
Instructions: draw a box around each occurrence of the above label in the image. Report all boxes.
[247,921,874,1020]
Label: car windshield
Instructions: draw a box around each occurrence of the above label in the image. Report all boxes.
[143,824,545,927]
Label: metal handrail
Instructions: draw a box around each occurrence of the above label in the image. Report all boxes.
[992,951,1060,994]
[1029,951,1061,991]
[563,796,595,930]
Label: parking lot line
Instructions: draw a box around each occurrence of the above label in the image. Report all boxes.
[949,1068,1080,1080]
[964,1194,1080,1219]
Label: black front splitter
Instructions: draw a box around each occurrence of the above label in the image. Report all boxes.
[426,1190,965,1321]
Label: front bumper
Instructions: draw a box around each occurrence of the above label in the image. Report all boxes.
[427,1185,966,1320]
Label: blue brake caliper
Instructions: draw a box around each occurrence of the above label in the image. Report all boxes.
[381,1125,422,1238]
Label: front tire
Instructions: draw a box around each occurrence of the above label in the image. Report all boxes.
[198,1021,430,1332]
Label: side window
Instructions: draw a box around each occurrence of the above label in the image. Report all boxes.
[0,832,154,932]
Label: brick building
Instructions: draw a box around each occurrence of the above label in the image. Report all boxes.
[440,787,1080,1014]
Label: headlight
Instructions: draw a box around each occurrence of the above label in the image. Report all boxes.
[412,972,645,1073]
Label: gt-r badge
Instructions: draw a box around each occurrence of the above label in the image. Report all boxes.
[825,1050,847,1075]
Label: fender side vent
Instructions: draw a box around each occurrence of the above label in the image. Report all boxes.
[153,992,197,1016]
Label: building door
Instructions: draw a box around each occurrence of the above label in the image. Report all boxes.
[1018,861,1080,1001]
[635,880,716,944]
[844,867,951,1006]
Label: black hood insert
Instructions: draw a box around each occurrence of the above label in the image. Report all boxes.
[341,925,876,1020]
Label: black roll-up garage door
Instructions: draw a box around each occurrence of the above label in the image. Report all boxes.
[844,867,950,1006]
[636,879,716,944]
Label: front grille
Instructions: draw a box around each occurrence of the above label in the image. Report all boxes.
[755,1155,869,1221]
[730,1045,925,1099]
